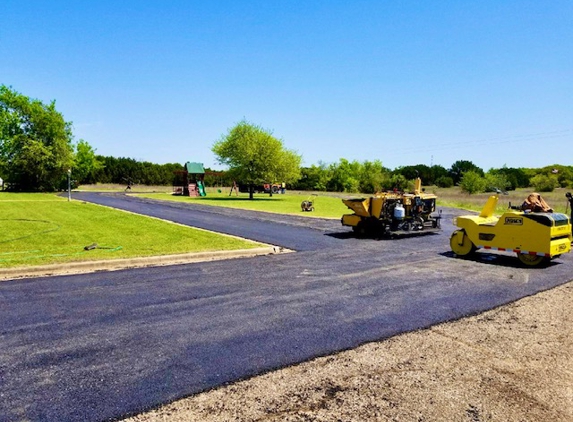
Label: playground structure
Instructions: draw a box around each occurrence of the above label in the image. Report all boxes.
[173,162,206,197]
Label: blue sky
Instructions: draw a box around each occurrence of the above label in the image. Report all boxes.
[1,1,571,171]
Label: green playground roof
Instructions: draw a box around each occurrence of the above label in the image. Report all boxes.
[185,162,205,174]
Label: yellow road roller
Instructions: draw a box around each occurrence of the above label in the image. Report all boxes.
[450,194,572,266]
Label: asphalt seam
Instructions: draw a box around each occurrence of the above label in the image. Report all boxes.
[0,246,293,281]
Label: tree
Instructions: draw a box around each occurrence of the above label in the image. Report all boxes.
[294,163,332,191]
[435,175,454,188]
[395,164,431,184]
[393,164,447,186]
[386,173,408,191]
[538,165,573,188]
[459,170,486,194]
[0,85,74,191]
[90,155,185,186]
[429,165,449,185]
[448,160,484,185]
[489,166,529,190]
[74,139,104,184]
[326,159,361,192]
[212,120,302,199]
[484,171,510,192]
[358,160,389,193]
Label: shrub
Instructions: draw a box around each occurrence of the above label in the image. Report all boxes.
[530,174,559,192]
[460,171,487,194]
[435,176,454,188]
[484,173,510,192]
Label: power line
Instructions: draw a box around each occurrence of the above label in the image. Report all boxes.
[380,129,572,157]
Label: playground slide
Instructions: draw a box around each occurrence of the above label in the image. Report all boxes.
[197,180,206,197]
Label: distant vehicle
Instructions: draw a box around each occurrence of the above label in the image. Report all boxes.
[238,183,281,194]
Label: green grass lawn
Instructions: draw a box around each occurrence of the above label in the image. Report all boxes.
[135,189,352,219]
[0,193,262,269]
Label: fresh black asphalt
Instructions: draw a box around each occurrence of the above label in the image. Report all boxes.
[1,192,571,421]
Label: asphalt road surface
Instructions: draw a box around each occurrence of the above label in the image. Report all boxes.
[1,193,571,421]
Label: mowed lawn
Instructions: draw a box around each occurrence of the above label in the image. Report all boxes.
[136,190,351,219]
[0,193,263,269]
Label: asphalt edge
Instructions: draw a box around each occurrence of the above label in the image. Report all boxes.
[0,246,293,281]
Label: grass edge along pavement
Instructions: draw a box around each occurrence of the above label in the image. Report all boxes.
[0,246,287,281]
[0,193,277,278]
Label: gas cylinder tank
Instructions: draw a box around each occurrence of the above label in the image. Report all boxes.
[394,202,405,220]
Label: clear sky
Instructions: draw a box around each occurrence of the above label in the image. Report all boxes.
[1,1,571,171]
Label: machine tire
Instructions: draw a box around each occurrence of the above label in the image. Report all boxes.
[517,253,548,267]
[450,230,476,257]
[353,221,368,237]
[413,216,425,231]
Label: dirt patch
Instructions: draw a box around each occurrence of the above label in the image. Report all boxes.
[124,281,573,421]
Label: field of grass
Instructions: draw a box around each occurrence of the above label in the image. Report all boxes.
[0,193,262,269]
[136,189,352,219]
[135,185,573,218]
[432,186,572,215]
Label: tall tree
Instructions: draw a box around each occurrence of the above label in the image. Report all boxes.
[292,163,332,191]
[358,160,388,193]
[212,120,302,199]
[326,159,361,192]
[448,160,484,185]
[395,164,432,183]
[459,170,486,194]
[0,85,74,191]
[74,139,105,184]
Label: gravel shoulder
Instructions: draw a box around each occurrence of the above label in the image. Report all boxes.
[125,280,573,422]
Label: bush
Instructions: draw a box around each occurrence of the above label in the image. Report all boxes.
[435,176,454,188]
[530,174,559,192]
[484,173,510,192]
[460,171,486,194]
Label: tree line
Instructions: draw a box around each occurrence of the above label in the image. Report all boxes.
[2,85,571,194]
[68,156,573,195]
[289,160,573,194]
